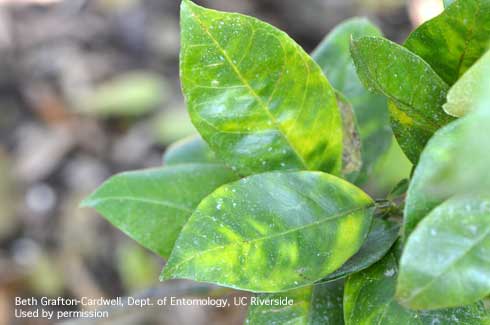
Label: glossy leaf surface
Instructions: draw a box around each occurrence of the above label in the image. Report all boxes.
[405,0,490,85]
[180,0,343,176]
[398,193,490,309]
[404,110,490,238]
[162,171,374,292]
[318,218,399,284]
[312,18,392,182]
[444,50,490,117]
[344,248,488,324]
[246,280,344,325]
[81,165,238,258]
[350,36,452,163]
[163,135,219,165]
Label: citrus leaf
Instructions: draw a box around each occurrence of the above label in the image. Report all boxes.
[405,0,490,85]
[344,247,488,324]
[317,218,399,284]
[163,135,219,165]
[403,109,490,238]
[246,280,344,325]
[81,164,238,258]
[312,18,392,183]
[180,0,343,176]
[388,178,410,200]
[398,193,490,309]
[162,171,374,292]
[337,94,362,182]
[350,36,453,163]
[443,50,490,117]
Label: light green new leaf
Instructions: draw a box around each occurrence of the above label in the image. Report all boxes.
[246,280,344,325]
[162,171,374,292]
[163,135,219,165]
[312,18,392,182]
[317,218,399,284]
[350,36,453,163]
[403,110,490,238]
[405,0,490,85]
[404,67,490,237]
[444,50,490,117]
[81,164,238,258]
[344,247,488,324]
[180,0,343,176]
[398,193,490,309]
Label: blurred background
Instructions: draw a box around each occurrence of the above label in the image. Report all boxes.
[0,0,441,324]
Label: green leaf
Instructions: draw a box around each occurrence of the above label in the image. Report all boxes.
[162,171,374,292]
[403,110,490,238]
[337,94,362,182]
[405,0,490,85]
[317,218,399,284]
[180,0,343,176]
[350,36,452,163]
[397,193,490,309]
[81,164,238,258]
[344,247,488,324]
[387,178,410,200]
[246,280,344,325]
[163,135,219,165]
[312,18,392,183]
[443,50,490,117]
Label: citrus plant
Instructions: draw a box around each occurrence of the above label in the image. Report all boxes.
[82,0,490,323]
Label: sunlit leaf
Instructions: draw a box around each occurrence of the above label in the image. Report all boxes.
[317,218,399,284]
[180,0,343,176]
[162,171,374,292]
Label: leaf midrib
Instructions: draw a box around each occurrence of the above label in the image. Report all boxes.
[352,38,446,132]
[454,0,481,80]
[165,204,372,275]
[186,5,310,170]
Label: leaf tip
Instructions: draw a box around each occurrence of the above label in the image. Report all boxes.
[181,0,198,12]
[79,195,94,209]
